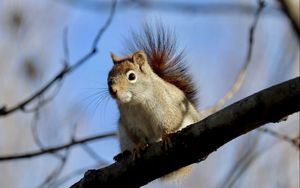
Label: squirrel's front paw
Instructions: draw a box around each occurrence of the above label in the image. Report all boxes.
[132,142,149,160]
[113,150,131,162]
[162,132,173,150]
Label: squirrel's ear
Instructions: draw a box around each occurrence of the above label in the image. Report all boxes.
[111,52,120,64]
[132,50,147,65]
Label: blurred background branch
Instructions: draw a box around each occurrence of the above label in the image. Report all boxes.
[0,132,116,161]
[56,0,281,16]
[200,0,265,118]
[0,0,117,117]
[277,0,300,40]
[258,127,300,149]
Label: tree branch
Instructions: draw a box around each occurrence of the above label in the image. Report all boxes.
[0,132,116,161]
[71,77,300,188]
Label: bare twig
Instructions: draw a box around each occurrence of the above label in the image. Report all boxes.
[36,150,70,188]
[63,27,70,64]
[220,135,261,188]
[0,0,117,117]
[71,77,299,188]
[20,79,64,113]
[258,127,300,149]
[34,120,71,188]
[29,27,73,188]
[81,144,108,164]
[56,0,280,16]
[0,132,116,161]
[277,0,300,40]
[30,96,65,159]
[44,130,109,187]
[200,0,266,118]
[219,134,287,188]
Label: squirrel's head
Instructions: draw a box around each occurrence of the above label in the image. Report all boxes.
[108,50,153,104]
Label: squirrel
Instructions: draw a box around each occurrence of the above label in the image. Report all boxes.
[107,24,200,182]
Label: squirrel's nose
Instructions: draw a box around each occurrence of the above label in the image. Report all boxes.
[108,79,118,97]
[109,85,118,97]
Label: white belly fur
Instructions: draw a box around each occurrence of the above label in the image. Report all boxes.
[178,116,195,131]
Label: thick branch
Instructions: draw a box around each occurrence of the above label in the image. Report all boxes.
[71,77,300,188]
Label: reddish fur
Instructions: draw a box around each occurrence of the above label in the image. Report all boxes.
[127,23,198,107]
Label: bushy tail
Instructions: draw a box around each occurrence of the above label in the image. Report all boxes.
[126,23,198,107]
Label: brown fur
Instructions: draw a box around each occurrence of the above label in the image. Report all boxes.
[126,23,198,107]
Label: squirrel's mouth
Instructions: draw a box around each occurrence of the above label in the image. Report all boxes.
[116,92,132,103]
[108,85,117,98]
[108,84,132,103]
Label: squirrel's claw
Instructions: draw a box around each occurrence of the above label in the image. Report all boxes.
[132,142,149,160]
[113,142,149,162]
[162,132,173,150]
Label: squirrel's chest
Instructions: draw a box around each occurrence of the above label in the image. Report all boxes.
[119,100,195,143]
[120,105,164,142]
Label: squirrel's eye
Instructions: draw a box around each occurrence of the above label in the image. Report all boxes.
[126,70,137,83]
[129,73,135,80]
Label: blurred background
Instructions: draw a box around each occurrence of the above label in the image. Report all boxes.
[0,0,299,187]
